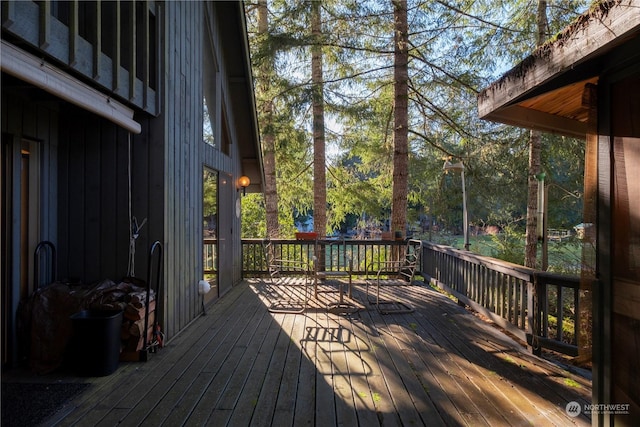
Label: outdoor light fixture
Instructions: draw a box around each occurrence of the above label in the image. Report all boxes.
[238,175,250,196]
[442,160,464,173]
[443,159,470,250]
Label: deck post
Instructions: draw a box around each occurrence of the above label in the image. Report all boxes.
[527,278,541,355]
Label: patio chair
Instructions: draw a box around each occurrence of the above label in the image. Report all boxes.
[262,238,312,313]
[313,238,359,314]
[365,239,422,314]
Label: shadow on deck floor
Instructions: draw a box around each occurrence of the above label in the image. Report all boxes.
[2,279,592,426]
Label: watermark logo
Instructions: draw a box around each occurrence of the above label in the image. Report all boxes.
[584,403,630,415]
[566,401,582,417]
[566,401,630,417]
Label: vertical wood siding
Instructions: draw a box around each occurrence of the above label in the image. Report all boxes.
[56,107,162,284]
[0,91,59,287]
[163,0,204,335]
[3,0,252,347]
[1,89,59,363]
[160,1,247,335]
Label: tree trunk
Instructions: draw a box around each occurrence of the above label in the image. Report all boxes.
[391,0,409,241]
[257,0,280,238]
[311,0,327,238]
[524,0,547,268]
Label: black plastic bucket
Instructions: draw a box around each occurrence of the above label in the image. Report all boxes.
[69,309,123,376]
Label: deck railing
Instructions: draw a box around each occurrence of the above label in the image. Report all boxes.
[421,242,582,356]
[237,238,583,357]
[241,238,409,277]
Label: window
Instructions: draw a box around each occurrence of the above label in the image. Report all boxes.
[203,98,215,147]
[220,105,231,155]
[202,168,219,302]
[203,9,218,148]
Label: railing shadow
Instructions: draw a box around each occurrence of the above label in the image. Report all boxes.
[241,238,586,358]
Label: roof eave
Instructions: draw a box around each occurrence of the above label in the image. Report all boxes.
[478,0,640,136]
[237,1,264,194]
[484,105,588,139]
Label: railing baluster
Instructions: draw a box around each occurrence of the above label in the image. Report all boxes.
[509,276,515,324]
[574,288,580,346]
[557,285,564,342]
[520,280,527,331]
[239,238,581,356]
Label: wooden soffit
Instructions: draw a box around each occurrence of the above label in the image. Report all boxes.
[478,0,640,139]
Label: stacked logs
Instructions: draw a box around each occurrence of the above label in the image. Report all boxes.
[120,287,157,361]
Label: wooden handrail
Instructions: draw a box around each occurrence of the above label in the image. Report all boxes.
[239,238,409,277]
[231,238,584,357]
[421,241,582,357]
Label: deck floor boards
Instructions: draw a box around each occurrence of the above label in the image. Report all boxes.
[5,278,592,426]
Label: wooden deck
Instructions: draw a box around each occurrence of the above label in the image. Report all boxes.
[6,279,592,426]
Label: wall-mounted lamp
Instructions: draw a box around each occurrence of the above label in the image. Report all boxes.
[238,175,250,196]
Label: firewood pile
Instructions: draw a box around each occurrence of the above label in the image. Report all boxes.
[119,287,159,361]
[18,278,160,374]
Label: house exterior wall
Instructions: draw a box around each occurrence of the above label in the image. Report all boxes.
[203,2,246,289]
[0,90,59,258]
[161,0,204,335]
[1,89,60,368]
[476,4,640,422]
[54,110,163,284]
[596,66,640,425]
[1,0,259,366]
[1,83,165,366]
[160,1,246,336]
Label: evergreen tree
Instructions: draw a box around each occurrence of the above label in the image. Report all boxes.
[391,0,409,239]
[244,0,592,254]
[257,0,280,238]
[524,0,547,268]
[312,0,328,238]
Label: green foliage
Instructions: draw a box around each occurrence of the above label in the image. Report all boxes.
[203,169,217,218]
[545,237,582,275]
[241,193,266,238]
[241,193,298,238]
[426,231,458,248]
[244,0,592,249]
[488,226,526,265]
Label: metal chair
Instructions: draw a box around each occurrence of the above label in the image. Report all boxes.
[366,239,422,314]
[262,238,311,313]
[313,238,358,314]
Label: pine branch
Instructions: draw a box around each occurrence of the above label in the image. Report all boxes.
[434,0,517,32]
